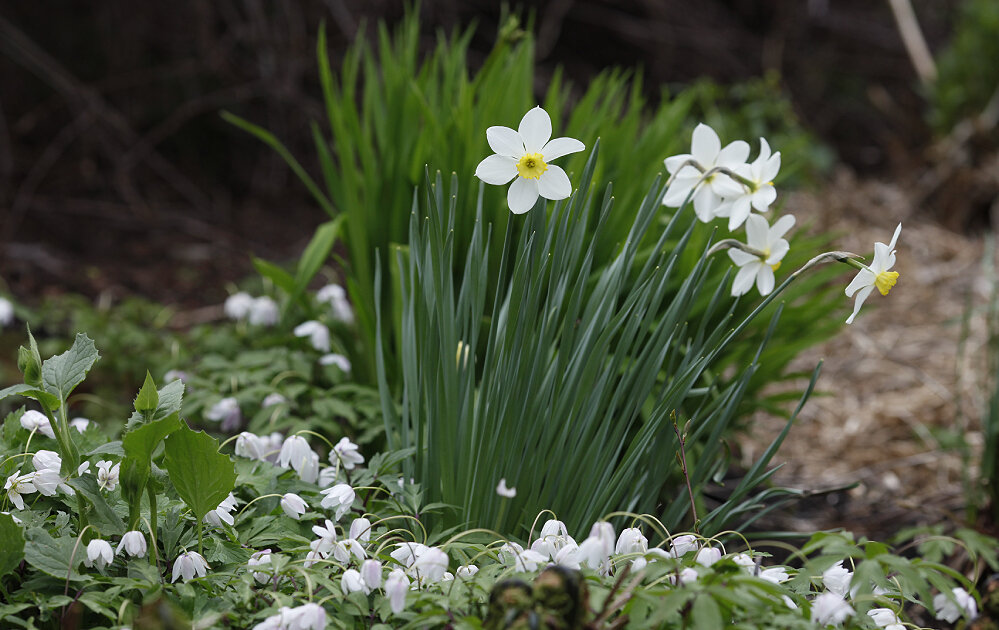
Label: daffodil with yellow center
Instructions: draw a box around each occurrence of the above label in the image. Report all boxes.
[844,223,902,324]
[727,214,795,297]
[474,106,585,214]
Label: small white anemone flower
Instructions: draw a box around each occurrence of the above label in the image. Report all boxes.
[811,591,855,626]
[280,493,308,519]
[391,541,429,569]
[728,214,795,297]
[294,320,331,352]
[933,587,978,623]
[412,546,449,582]
[867,608,904,630]
[475,106,585,214]
[204,493,238,527]
[96,460,120,491]
[499,542,548,573]
[70,417,91,433]
[331,436,364,470]
[172,550,209,582]
[0,297,14,327]
[20,410,55,439]
[261,392,286,408]
[667,567,700,586]
[695,547,722,567]
[248,549,272,583]
[298,452,320,484]
[360,559,382,591]
[85,539,114,570]
[845,223,901,324]
[319,483,355,520]
[341,568,368,595]
[117,531,147,557]
[614,528,648,555]
[531,519,576,561]
[495,478,516,498]
[760,566,791,584]
[278,435,314,471]
[385,569,410,614]
[319,353,351,371]
[667,534,698,558]
[224,292,254,321]
[235,432,268,461]
[456,564,479,578]
[349,516,372,543]
[4,470,36,510]
[247,296,279,326]
[204,397,241,431]
[316,283,354,324]
[714,137,781,230]
[822,560,853,598]
[662,122,751,222]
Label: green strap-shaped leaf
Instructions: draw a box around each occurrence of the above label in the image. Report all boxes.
[0,513,25,577]
[162,423,237,522]
[41,333,100,402]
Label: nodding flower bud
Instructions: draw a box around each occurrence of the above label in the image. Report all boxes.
[17,344,41,387]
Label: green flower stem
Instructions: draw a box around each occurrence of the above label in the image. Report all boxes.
[38,400,79,477]
[147,485,157,546]
[196,519,204,556]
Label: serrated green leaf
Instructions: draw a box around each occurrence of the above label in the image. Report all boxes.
[127,379,185,428]
[41,333,100,402]
[163,423,237,521]
[134,371,159,415]
[24,528,87,582]
[0,384,33,402]
[0,384,60,410]
[87,441,125,457]
[123,414,182,463]
[0,513,25,577]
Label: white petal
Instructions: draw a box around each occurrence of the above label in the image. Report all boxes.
[757,137,772,162]
[766,239,789,265]
[712,170,747,197]
[745,214,769,248]
[751,185,777,211]
[887,223,902,251]
[845,269,875,297]
[692,186,719,222]
[664,153,693,174]
[727,197,753,231]
[486,126,525,158]
[846,285,875,324]
[728,249,758,266]
[475,154,518,186]
[541,137,585,161]
[762,152,781,181]
[691,123,721,165]
[756,266,775,295]
[507,177,540,214]
[731,264,759,296]
[717,140,751,167]
[518,107,552,153]
[770,214,796,240]
[662,177,698,207]
[538,164,572,200]
[873,242,896,272]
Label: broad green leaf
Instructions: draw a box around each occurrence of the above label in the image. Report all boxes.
[24,528,87,581]
[126,379,185,428]
[252,257,297,295]
[69,474,125,535]
[41,333,100,402]
[690,594,724,629]
[163,423,237,521]
[133,371,159,415]
[123,414,182,463]
[0,513,25,577]
[0,384,60,410]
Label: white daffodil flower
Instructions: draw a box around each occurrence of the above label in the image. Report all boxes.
[475,106,585,214]
[934,587,978,623]
[330,436,364,470]
[117,530,147,557]
[845,223,901,324]
[85,539,114,570]
[0,297,14,327]
[728,214,795,297]
[4,470,36,510]
[280,493,307,520]
[495,478,516,498]
[20,410,55,439]
[714,137,781,230]
[172,550,209,582]
[811,592,855,626]
[663,123,750,222]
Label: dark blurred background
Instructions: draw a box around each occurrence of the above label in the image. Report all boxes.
[0,1,968,305]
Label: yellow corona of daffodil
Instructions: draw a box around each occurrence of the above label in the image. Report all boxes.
[845,223,901,324]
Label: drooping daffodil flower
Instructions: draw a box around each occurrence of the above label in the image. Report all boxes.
[475,106,585,214]
[728,214,795,297]
[845,223,901,324]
